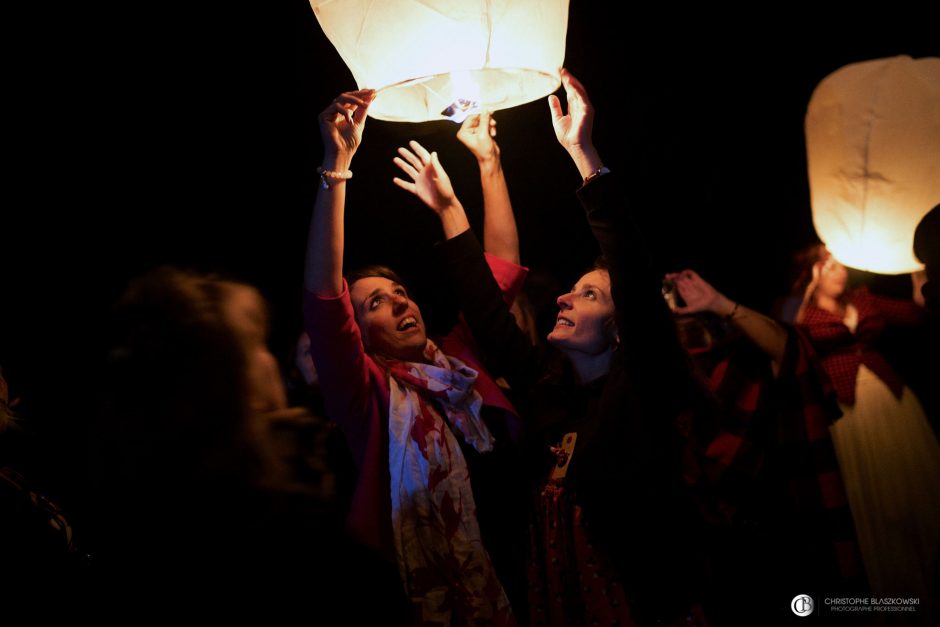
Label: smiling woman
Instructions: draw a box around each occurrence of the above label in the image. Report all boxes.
[396,70,708,625]
[548,261,621,381]
[302,89,530,625]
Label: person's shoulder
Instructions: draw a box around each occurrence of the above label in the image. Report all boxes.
[849,285,871,299]
[847,285,882,312]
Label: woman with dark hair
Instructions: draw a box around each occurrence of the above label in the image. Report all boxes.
[394,70,707,626]
[787,245,940,617]
[304,91,528,625]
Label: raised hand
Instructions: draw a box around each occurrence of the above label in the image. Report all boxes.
[318,89,375,165]
[548,69,594,152]
[548,69,602,179]
[308,88,375,297]
[804,261,825,301]
[392,140,469,239]
[665,270,734,316]
[392,140,460,214]
[457,112,499,164]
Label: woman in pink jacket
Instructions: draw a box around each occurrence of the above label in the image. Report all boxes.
[304,90,526,626]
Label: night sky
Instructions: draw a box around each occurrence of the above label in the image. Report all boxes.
[3,3,937,508]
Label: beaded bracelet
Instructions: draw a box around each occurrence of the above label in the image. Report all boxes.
[317,166,353,190]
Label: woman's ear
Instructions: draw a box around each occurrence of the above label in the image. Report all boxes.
[605,316,620,347]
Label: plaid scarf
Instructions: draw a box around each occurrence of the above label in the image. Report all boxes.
[683,327,863,582]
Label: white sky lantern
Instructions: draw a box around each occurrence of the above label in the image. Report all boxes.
[805,55,940,274]
[310,0,570,123]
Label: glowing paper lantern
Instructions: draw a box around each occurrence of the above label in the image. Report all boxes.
[311,0,569,123]
[805,55,940,274]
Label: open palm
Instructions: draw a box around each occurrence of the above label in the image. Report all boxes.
[392,140,458,214]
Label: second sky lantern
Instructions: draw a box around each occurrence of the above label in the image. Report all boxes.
[805,55,940,274]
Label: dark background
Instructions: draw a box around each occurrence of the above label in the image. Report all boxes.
[3,2,937,521]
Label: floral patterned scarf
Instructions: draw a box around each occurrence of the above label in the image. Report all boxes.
[384,340,515,626]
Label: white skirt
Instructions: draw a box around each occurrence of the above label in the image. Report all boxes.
[830,365,940,624]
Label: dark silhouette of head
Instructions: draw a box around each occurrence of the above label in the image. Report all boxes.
[914,203,940,311]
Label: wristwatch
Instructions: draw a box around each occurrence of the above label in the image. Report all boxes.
[583,166,610,185]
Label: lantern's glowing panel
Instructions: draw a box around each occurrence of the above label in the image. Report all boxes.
[311,0,570,122]
[805,55,940,274]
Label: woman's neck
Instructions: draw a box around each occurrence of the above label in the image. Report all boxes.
[374,345,429,365]
[564,347,614,384]
[815,292,846,316]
